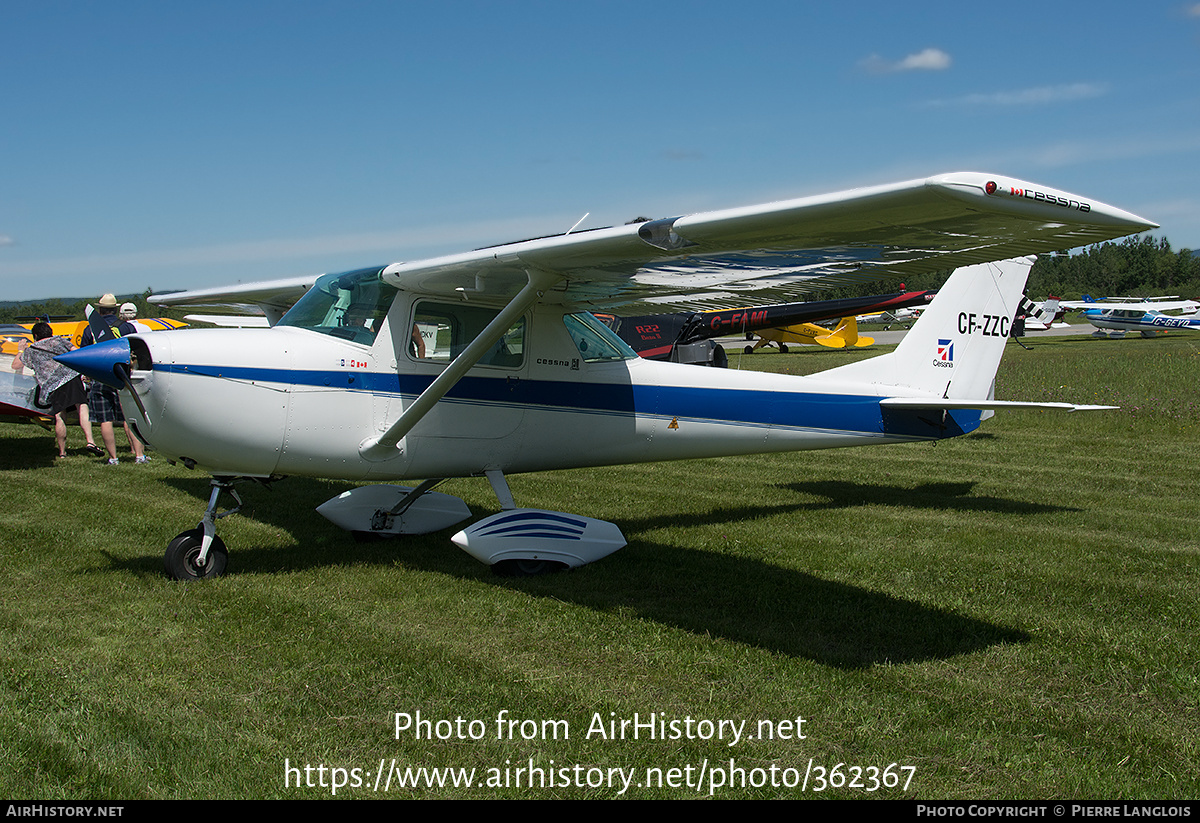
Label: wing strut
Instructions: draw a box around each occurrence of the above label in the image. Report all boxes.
[359,267,562,461]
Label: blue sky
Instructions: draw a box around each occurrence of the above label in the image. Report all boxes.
[3,1,1199,301]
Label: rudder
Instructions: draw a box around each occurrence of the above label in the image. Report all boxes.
[810,256,1034,398]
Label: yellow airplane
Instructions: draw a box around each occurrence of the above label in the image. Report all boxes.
[745,316,874,353]
[2,316,187,357]
[3,313,187,421]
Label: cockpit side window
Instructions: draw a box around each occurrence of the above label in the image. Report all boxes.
[410,301,526,368]
[563,312,637,362]
[277,266,394,345]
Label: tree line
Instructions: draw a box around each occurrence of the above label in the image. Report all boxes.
[1027,235,1199,300]
[0,291,191,325]
[809,235,1198,302]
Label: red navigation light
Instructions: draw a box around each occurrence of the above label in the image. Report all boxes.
[985,181,998,195]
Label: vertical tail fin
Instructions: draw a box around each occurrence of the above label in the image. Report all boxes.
[813,316,875,348]
[1019,294,1060,326]
[1043,296,1062,324]
[810,256,1034,398]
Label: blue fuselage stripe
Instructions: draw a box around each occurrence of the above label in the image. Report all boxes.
[153,364,978,438]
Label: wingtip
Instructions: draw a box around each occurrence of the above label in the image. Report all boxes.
[927,172,1157,233]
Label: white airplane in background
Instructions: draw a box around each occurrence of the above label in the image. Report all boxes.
[855,305,925,329]
[1060,296,1200,337]
[1061,295,1199,314]
[57,172,1154,580]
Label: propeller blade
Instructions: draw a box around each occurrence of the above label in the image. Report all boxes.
[84,304,116,345]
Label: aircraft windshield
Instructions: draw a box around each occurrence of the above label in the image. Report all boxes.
[278,266,395,345]
[565,313,637,362]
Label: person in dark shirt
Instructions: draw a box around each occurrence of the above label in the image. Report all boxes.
[79,294,147,465]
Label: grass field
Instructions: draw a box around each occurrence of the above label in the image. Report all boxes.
[1,332,1198,799]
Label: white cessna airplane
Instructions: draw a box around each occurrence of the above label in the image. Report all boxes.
[58,172,1154,580]
[1059,296,1200,337]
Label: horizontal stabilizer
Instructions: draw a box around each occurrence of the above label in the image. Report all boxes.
[880,398,1117,413]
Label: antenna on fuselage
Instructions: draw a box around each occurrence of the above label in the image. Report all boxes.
[565,213,590,235]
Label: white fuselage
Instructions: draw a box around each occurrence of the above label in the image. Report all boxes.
[1083,308,1200,334]
[122,295,962,481]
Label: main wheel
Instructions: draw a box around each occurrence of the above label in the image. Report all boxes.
[164,528,228,580]
[491,558,566,577]
[712,344,728,369]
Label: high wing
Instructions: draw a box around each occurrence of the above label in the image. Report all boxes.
[1060,299,1198,312]
[182,314,271,328]
[150,172,1155,317]
[379,172,1154,313]
[149,276,314,325]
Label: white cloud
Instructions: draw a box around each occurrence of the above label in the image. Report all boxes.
[860,48,952,74]
[0,235,14,247]
[955,130,1200,177]
[1031,133,1200,167]
[926,83,1109,108]
[898,48,953,71]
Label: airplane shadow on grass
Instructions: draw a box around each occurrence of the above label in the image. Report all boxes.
[102,474,1052,669]
[0,426,62,470]
[778,479,1081,516]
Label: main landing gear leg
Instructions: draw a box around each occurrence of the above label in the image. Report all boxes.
[482,470,554,576]
[164,476,242,581]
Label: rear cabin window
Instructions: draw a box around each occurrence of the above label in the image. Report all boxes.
[411,301,526,368]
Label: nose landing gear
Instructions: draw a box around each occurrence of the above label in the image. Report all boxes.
[164,529,228,580]
[164,476,241,581]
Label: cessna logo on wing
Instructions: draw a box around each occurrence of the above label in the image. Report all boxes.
[986,180,1092,213]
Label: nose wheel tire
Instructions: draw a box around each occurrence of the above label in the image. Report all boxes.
[164,529,228,580]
